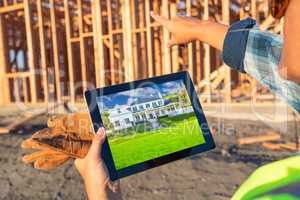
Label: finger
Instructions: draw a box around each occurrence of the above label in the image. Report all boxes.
[150,12,170,28]
[33,154,70,170]
[21,138,48,150]
[22,149,62,164]
[87,127,106,159]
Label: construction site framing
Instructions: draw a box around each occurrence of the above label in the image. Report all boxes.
[0,0,281,106]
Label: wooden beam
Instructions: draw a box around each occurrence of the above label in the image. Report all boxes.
[186,0,194,80]
[162,0,171,74]
[251,0,258,103]
[22,77,29,103]
[238,132,281,145]
[145,0,153,77]
[77,0,88,91]
[24,0,37,103]
[203,0,211,103]
[91,0,105,87]
[138,1,147,79]
[106,0,116,83]
[49,0,62,102]
[170,3,179,73]
[64,0,75,103]
[0,14,10,104]
[0,3,24,13]
[222,0,231,103]
[122,0,134,81]
[37,0,48,103]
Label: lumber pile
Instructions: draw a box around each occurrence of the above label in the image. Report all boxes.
[21,112,94,170]
[238,131,300,152]
[238,132,281,145]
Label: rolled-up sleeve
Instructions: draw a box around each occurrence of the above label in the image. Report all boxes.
[222,18,256,73]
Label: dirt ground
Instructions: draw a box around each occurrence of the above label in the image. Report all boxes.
[0,115,296,200]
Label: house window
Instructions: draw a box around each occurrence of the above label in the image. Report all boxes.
[146,104,150,108]
[149,113,154,119]
[152,102,157,107]
[160,100,164,105]
[141,113,146,119]
[115,121,120,127]
[125,118,130,124]
[139,105,144,110]
[117,108,121,114]
[132,106,138,112]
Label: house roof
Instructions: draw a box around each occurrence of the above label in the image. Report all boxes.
[129,93,162,106]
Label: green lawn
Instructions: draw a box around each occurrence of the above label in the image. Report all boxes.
[108,113,206,170]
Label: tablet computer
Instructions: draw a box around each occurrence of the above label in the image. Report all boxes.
[85,71,215,181]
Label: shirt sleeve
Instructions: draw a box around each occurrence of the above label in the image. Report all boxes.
[244,28,300,114]
[222,18,256,73]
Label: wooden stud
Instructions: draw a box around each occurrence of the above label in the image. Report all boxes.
[161,0,171,74]
[37,0,48,103]
[106,0,116,84]
[138,1,147,79]
[49,0,62,102]
[23,77,29,103]
[145,0,154,77]
[122,0,135,81]
[24,0,37,103]
[203,0,211,103]
[91,0,105,87]
[130,0,138,80]
[64,0,76,103]
[251,0,258,103]
[186,0,194,80]
[170,3,179,73]
[77,0,88,90]
[0,14,10,104]
[222,0,231,103]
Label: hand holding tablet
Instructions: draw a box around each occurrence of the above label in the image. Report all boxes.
[85,71,215,181]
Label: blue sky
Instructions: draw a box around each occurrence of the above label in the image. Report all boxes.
[97,80,185,110]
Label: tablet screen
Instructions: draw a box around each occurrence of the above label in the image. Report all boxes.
[96,80,206,170]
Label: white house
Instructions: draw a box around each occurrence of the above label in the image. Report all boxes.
[108,92,193,131]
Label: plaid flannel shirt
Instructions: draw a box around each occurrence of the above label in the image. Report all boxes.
[223,18,300,114]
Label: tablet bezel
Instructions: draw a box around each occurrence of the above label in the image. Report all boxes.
[85,71,215,181]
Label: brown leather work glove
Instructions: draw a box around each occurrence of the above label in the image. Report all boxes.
[21,113,94,170]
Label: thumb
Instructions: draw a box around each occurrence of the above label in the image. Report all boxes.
[87,127,106,159]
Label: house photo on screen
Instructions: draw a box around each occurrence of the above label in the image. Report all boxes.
[96,80,206,170]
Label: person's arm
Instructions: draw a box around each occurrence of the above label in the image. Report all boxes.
[150,13,227,51]
[151,13,255,73]
[280,0,300,83]
[75,128,122,200]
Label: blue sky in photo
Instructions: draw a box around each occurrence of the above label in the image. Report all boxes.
[97,80,185,110]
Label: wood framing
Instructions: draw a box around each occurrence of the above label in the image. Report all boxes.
[24,0,37,103]
[64,0,75,103]
[0,0,277,106]
[0,14,9,104]
[49,0,62,102]
[91,0,105,87]
[222,0,231,103]
[37,0,48,103]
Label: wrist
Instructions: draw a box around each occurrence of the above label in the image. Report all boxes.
[84,180,109,200]
[194,20,211,41]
